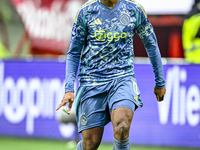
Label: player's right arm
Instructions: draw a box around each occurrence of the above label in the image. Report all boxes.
[55,42,83,113]
[56,7,87,112]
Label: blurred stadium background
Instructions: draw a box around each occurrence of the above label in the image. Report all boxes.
[0,0,200,150]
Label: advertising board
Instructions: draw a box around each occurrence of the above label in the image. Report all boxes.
[0,61,200,147]
[138,0,194,14]
[10,0,83,54]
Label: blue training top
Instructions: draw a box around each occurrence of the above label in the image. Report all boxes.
[65,0,165,93]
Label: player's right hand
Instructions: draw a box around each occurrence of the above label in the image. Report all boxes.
[55,92,74,114]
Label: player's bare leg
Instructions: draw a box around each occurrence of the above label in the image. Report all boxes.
[111,107,133,149]
[78,127,104,150]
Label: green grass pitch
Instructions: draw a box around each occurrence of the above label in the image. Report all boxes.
[0,136,199,150]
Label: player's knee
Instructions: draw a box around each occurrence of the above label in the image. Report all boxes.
[114,120,130,140]
[83,139,100,150]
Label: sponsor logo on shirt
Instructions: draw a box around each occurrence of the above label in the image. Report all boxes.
[71,26,77,38]
[95,30,127,41]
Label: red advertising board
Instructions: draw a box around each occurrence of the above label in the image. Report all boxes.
[10,0,84,55]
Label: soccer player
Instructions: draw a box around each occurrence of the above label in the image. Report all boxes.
[56,0,166,149]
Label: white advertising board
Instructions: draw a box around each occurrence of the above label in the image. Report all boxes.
[138,0,194,14]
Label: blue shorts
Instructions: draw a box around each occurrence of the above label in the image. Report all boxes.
[75,75,143,132]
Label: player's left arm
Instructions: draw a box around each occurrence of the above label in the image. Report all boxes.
[135,6,166,102]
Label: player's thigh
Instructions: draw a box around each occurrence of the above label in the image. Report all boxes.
[108,75,143,112]
[82,127,104,147]
[76,91,110,132]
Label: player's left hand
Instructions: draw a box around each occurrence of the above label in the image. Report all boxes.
[154,86,166,102]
